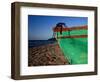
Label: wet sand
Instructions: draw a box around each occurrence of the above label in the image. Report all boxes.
[28,43,69,66]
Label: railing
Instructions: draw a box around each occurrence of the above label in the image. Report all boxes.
[53,25,87,39]
[53,25,87,32]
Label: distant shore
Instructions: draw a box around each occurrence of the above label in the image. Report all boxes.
[28,42,69,66]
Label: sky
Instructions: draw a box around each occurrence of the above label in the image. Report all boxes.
[28,15,88,40]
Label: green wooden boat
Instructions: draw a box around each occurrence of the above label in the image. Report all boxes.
[53,23,88,64]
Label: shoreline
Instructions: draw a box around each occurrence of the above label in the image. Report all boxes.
[28,43,69,66]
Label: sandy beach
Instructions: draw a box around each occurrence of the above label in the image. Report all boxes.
[28,43,69,66]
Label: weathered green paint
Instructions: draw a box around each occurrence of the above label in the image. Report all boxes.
[56,29,88,64]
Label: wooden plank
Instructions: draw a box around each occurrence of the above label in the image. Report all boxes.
[53,25,87,32]
[57,35,87,39]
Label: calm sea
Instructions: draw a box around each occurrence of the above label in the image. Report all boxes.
[28,40,56,48]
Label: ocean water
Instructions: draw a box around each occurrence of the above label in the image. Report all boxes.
[28,40,56,48]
